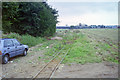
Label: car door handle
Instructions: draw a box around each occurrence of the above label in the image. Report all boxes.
[7,48,10,49]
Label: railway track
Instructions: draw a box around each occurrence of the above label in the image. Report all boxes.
[31,47,70,80]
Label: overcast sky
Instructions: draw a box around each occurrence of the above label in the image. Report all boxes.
[48,0,118,26]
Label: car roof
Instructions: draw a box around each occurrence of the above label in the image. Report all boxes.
[1,38,16,40]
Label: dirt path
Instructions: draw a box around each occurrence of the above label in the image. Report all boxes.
[2,43,47,78]
[2,47,118,78]
[53,62,118,78]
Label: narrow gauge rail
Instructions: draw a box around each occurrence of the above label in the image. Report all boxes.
[32,47,70,80]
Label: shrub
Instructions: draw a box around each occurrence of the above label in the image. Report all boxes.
[2,33,46,47]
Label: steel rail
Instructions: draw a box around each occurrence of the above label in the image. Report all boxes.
[32,47,65,80]
[49,48,70,80]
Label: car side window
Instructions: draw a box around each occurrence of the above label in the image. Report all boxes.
[0,40,1,45]
[4,40,14,47]
[13,39,20,46]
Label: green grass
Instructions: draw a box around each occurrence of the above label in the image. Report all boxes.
[79,29,118,64]
[2,33,46,47]
[41,30,102,64]
[62,34,102,64]
[55,29,118,64]
[80,29,118,43]
[3,29,118,64]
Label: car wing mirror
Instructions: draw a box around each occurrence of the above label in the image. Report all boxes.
[20,43,23,45]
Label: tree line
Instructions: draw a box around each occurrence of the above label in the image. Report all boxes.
[2,2,58,37]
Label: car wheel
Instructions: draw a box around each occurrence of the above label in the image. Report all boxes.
[23,50,27,56]
[3,55,9,64]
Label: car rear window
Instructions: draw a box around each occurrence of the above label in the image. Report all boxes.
[4,40,14,47]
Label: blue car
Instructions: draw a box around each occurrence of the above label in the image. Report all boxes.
[0,38,29,64]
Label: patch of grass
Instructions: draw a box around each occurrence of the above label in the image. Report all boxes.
[80,29,118,44]
[2,33,46,47]
[28,60,33,63]
[44,59,50,63]
[56,29,118,64]
[38,56,41,60]
[14,59,20,62]
[62,35,101,64]
[44,41,64,56]
[21,35,46,47]
[79,29,118,63]
[44,29,118,64]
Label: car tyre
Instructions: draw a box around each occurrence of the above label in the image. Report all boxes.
[23,50,27,56]
[3,55,9,64]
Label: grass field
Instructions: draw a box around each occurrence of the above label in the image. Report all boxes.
[80,29,118,43]
[2,29,119,64]
[45,29,119,64]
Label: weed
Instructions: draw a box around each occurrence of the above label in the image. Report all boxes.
[2,33,46,47]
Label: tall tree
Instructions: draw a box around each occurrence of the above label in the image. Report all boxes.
[2,2,19,33]
[2,2,58,37]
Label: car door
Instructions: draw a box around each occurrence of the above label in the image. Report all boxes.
[4,40,15,57]
[13,39,24,56]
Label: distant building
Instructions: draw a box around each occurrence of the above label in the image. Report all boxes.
[74,23,88,29]
[56,25,118,29]
[56,26,71,29]
[90,25,97,28]
[105,25,117,28]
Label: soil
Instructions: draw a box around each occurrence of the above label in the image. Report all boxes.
[51,36,63,40]
[0,64,2,79]
[53,62,118,78]
[1,43,118,78]
[2,44,46,78]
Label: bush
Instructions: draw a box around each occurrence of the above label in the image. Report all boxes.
[2,33,46,47]
[21,35,46,47]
